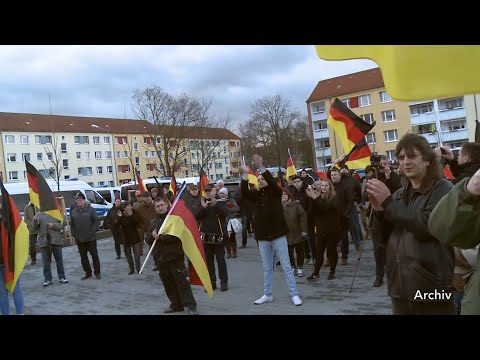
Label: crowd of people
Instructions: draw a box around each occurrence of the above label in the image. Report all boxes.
[1,133,479,315]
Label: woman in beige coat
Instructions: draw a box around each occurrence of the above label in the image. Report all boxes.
[282,188,308,277]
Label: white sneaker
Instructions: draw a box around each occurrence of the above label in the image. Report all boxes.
[297,267,303,277]
[254,295,273,305]
[292,295,302,306]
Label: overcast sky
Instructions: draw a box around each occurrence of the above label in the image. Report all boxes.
[0,45,377,131]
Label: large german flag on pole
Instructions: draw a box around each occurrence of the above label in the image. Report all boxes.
[286,149,296,181]
[198,167,209,197]
[169,174,177,197]
[136,171,147,193]
[159,183,213,298]
[327,98,376,155]
[0,179,29,293]
[25,160,63,222]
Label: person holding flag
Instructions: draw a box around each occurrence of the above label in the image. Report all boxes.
[146,196,198,315]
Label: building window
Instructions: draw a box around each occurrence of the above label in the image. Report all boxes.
[438,97,463,111]
[63,159,69,169]
[107,166,113,173]
[146,164,155,171]
[115,136,127,144]
[116,151,121,159]
[76,152,81,160]
[8,171,18,181]
[124,151,128,158]
[151,151,155,157]
[47,153,53,161]
[61,143,67,153]
[134,143,139,151]
[93,136,100,144]
[379,91,392,103]
[95,151,102,159]
[20,135,29,144]
[384,129,398,142]
[85,152,90,161]
[5,135,14,144]
[312,102,325,113]
[341,98,350,108]
[360,113,374,124]
[358,94,371,107]
[315,120,328,130]
[97,166,103,174]
[37,153,43,161]
[35,135,52,145]
[135,156,140,166]
[410,102,434,115]
[444,141,466,150]
[386,150,396,161]
[7,153,16,162]
[22,153,31,162]
[382,110,396,122]
[103,136,110,144]
[413,123,436,135]
[98,181,105,186]
[441,119,467,132]
[74,136,89,144]
[365,133,376,144]
[105,151,112,159]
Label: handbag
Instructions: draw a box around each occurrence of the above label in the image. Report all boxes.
[227,218,242,236]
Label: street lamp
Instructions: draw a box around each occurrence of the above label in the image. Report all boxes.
[91,124,117,186]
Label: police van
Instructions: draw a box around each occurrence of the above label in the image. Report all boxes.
[1,179,113,221]
[94,186,121,204]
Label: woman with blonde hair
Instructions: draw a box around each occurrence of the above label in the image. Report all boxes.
[305,178,341,281]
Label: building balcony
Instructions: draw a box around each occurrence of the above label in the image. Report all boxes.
[409,112,437,125]
[312,111,327,121]
[437,107,466,122]
[315,147,331,157]
[313,128,329,140]
[420,129,469,144]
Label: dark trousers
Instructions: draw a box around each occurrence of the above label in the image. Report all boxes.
[112,232,123,257]
[288,242,305,269]
[159,260,197,311]
[338,217,349,260]
[314,230,339,275]
[77,241,101,276]
[40,244,66,281]
[203,243,228,286]
[391,298,456,315]
[29,234,37,262]
[124,242,141,272]
[372,224,386,280]
[304,215,316,259]
[241,216,249,245]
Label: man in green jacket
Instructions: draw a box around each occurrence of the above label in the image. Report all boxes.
[429,168,480,315]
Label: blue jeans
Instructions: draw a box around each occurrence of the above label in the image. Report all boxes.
[258,236,298,298]
[347,206,363,248]
[0,266,24,315]
[40,244,66,281]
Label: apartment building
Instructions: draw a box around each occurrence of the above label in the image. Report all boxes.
[0,113,241,185]
[307,68,478,170]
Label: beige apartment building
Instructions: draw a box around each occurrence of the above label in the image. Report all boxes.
[307,68,477,170]
[0,113,241,185]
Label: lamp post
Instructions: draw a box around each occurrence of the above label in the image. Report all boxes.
[91,124,117,186]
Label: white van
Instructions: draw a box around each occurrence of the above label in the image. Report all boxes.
[1,179,113,221]
[94,186,121,204]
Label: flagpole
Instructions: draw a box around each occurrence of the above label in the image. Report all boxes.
[138,182,187,274]
[287,148,295,168]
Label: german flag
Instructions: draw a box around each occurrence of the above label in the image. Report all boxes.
[315,45,480,101]
[327,98,375,155]
[286,155,296,181]
[336,139,372,170]
[136,171,146,193]
[159,183,213,298]
[25,160,63,222]
[198,167,209,197]
[247,166,259,189]
[169,174,177,197]
[0,178,29,293]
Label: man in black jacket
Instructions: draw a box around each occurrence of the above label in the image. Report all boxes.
[367,133,454,315]
[146,197,198,315]
[241,154,302,306]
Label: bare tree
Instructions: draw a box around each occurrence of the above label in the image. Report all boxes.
[44,133,68,192]
[189,101,233,176]
[131,85,202,176]
[237,120,258,166]
[249,94,303,167]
